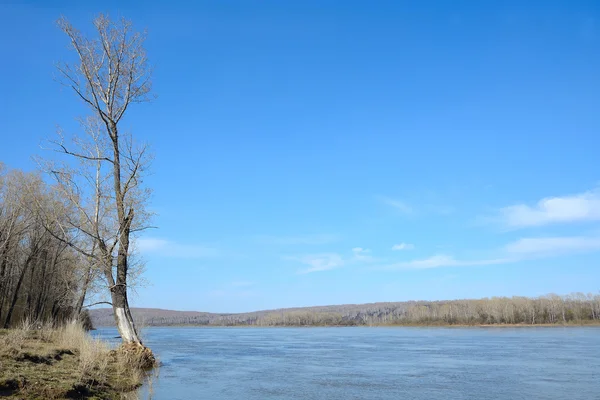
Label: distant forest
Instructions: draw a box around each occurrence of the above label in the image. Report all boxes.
[91,293,600,327]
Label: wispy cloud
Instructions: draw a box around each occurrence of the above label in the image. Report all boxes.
[380,255,509,270]
[392,243,415,251]
[379,196,413,214]
[352,247,376,262]
[291,247,379,274]
[378,196,453,216]
[294,253,345,274]
[136,238,168,252]
[255,234,339,245]
[380,234,600,270]
[504,236,600,257]
[352,247,370,253]
[136,238,219,258]
[495,189,600,228]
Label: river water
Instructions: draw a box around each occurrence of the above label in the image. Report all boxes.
[95,326,600,400]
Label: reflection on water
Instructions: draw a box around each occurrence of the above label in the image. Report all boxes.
[94,327,600,400]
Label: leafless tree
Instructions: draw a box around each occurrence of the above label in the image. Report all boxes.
[0,168,86,328]
[90,292,600,327]
[44,14,154,345]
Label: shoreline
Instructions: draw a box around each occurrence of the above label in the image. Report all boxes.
[93,322,600,329]
[0,325,153,399]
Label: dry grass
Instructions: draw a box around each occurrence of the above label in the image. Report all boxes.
[0,322,155,399]
[0,323,29,357]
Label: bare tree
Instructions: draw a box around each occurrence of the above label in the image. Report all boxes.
[0,168,84,328]
[90,292,600,327]
[46,14,154,345]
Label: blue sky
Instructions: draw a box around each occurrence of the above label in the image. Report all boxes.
[1,1,600,312]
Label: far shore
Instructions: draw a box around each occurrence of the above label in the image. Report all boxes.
[93,321,600,329]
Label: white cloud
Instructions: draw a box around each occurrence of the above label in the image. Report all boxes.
[136,237,219,258]
[295,253,344,274]
[397,255,458,269]
[505,236,600,257]
[290,247,381,274]
[379,196,454,216]
[352,247,376,262]
[255,234,338,245]
[379,196,413,214]
[380,234,600,271]
[392,243,415,251]
[137,238,168,252]
[498,190,600,228]
[380,255,508,270]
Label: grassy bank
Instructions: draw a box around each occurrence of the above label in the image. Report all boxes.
[0,322,154,399]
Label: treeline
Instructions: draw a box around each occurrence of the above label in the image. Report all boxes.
[91,293,600,327]
[0,165,92,328]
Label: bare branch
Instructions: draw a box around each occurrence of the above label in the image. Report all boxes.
[82,301,113,308]
[46,14,155,345]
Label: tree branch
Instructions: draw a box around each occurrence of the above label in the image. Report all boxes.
[82,301,113,308]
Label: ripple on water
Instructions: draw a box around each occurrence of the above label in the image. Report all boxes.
[90,327,600,400]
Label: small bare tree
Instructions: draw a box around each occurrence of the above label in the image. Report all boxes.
[45,14,154,345]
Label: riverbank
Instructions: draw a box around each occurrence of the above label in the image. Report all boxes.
[380,320,600,328]
[90,294,600,328]
[93,320,600,329]
[0,323,154,399]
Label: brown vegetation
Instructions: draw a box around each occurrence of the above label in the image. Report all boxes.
[1,13,156,348]
[0,322,155,399]
[0,13,155,349]
[0,166,94,329]
[91,292,600,327]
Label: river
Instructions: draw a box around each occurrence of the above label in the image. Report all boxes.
[95,326,600,399]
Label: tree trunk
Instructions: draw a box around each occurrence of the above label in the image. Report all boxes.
[0,240,10,319]
[51,298,60,320]
[74,265,93,316]
[34,257,49,321]
[25,256,38,320]
[105,122,143,345]
[110,283,141,344]
[35,246,59,321]
[4,261,29,328]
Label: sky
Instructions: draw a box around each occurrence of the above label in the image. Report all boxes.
[1,1,600,313]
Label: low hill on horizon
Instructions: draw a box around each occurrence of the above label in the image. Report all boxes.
[89,292,600,327]
[89,301,409,326]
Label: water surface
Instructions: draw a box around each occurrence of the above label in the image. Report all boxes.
[95,327,600,400]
